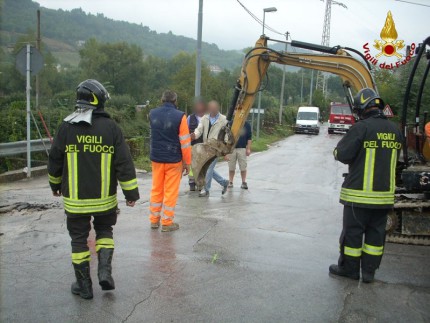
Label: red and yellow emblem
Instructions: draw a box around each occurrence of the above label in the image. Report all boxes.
[373,11,404,59]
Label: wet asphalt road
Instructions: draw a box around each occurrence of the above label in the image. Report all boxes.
[1,125,430,323]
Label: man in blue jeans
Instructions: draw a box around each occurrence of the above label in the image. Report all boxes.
[191,100,229,197]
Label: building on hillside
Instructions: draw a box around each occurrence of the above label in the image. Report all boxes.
[135,100,150,112]
[209,65,222,74]
[76,40,86,47]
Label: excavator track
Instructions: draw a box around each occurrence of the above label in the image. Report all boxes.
[386,195,430,246]
[386,233,430,245]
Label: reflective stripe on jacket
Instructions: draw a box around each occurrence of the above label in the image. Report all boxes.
[334,113,402,209]
[48,111,139,216]
[150,103,191,164]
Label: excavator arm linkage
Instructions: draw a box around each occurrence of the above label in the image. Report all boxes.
[192,36,376,187]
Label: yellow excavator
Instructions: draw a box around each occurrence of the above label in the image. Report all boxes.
[192,35,430,246]
[192,35,376,186]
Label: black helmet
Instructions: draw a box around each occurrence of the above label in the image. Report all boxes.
[353,88,384,115]
[76,79,110,110]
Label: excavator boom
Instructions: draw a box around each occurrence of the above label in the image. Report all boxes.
[192,36,376,187]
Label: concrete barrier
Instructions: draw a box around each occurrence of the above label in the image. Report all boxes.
[0,166,48,184]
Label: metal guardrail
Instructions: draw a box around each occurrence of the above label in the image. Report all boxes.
[0,139,51,157]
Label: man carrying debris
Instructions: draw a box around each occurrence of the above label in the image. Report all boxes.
[329,88,402,283]
[191,100,229,197]
[48,79,139,299]
[149,90,191,232]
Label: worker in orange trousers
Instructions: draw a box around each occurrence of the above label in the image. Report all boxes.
[149,90,191,232]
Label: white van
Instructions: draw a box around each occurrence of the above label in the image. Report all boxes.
[294,106,320,135]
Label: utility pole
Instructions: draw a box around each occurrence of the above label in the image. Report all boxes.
[251,107,255,133]
[300,69,304,103]
[194,0,203,98]
[309,70,314,105]
[36,9,41,108]
[315,0,347,95]
[256,89,262,140]
[257,7,277,139]
[278,32,289,125]
[26,44,32,177]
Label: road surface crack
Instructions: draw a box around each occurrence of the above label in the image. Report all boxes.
[376,279,430,291]
[193,220,218,248]
[122,264,182,323]
[337,286,354,322]
[256,227,314,238]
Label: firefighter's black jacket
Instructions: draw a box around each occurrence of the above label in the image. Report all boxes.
[48,111,139,216]
[334,112,402,209]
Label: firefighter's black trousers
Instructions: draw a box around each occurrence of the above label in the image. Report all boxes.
[67,212,117,264]
[338,205,388,273]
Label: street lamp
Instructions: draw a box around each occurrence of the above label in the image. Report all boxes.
[256,6,277,140]
[262,7,277,35]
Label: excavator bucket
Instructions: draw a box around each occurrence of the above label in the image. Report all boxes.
[191,143,220,188]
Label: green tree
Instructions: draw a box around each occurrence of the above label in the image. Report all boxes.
[79,39,145,100]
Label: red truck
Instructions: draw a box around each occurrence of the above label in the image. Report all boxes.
[327,103,355,134]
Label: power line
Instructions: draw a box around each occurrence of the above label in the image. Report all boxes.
[236,0,286,36]
[395,0,430,7]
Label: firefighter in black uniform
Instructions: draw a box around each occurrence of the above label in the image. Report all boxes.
[48,79,140,299]
[329,88,402,283]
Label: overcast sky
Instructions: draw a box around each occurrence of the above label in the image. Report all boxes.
[36,0,428,53]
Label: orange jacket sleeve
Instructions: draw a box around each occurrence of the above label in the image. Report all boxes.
[179,115,192,165]
[425,122,430,138]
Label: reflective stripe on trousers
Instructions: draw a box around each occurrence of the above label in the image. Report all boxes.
[344,246,362,257]
[163,204,176,221]
[362,243,383,256]
[96,238,114,252]
[72,250,91,264]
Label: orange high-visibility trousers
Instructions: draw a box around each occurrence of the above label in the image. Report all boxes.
[149,161,183,226]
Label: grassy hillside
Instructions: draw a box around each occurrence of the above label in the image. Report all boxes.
[1,0,243,69]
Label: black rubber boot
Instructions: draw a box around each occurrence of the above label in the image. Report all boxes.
[98,248,115,290]
[71,262,93,299]
[329,263,360,281]
[189,182,196,191]
[362,270,375,283]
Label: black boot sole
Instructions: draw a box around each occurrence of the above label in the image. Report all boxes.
[99,280,115,290]
[71,288,94,299]
[329,268,360,281]
[71,282,93,299]
[362,271,375,283]
[362,275,375,283]
[329,272,360,281]
[78,292,93,299]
